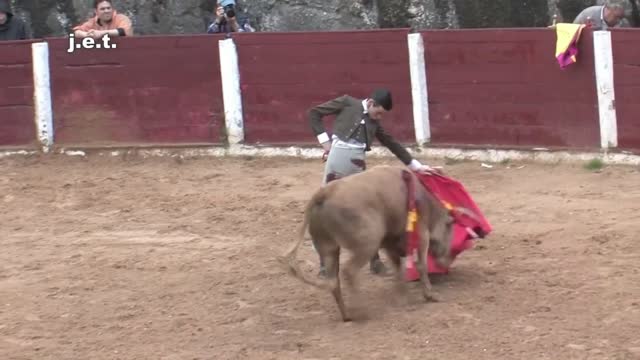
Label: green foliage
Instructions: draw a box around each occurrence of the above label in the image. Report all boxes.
[556,0,595,22]
[584,158,604,171]
[11,0,79,38]
[454,0,551,28]
[377,0,412,28]
[432,0,453,28]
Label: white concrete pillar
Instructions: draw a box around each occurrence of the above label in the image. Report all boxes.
[218,38,245,145]
[593,30,618,149]
[31,42,54,153]
[407,33,431,146]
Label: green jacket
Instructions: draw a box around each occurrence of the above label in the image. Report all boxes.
[308,94,413,165]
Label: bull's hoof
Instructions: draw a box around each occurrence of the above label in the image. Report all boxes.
[370,260,389,276]
[423,292,440,303]
[317,267,327,278]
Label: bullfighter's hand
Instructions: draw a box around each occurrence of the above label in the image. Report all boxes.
[417,165,444,175]
[321,141,331,162]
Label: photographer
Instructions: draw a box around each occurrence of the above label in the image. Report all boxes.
[207,0,254,33]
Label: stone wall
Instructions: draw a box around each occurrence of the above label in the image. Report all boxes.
[7,0,638,39]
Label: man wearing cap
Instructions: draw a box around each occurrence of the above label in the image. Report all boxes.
[308,88,440,277]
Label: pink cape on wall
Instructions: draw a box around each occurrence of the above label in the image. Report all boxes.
[554,23,587,69]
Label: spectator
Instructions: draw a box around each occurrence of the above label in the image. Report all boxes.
[0,0,32,41]
[207,0,255,33]
[573,0,627,30]
[73,0,133,39]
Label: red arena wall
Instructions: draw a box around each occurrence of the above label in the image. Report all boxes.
[611,29,640,152]
[233,29,416,145]
[2,29,640,155]
[421,29,600,150]
[0,40,37,148]
[47,34,227,147]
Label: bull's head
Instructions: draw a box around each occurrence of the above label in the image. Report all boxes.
[428,205,482,268]
[428,213,455,268]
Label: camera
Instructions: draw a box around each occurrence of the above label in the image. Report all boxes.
[219,0,236,18]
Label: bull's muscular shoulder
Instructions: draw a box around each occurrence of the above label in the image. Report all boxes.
[367,164,406,173]
[342,165,407,185]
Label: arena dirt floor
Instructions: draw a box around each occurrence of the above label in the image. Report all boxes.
[1,152,639,360]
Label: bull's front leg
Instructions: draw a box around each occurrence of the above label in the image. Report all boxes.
[417,230,439,303]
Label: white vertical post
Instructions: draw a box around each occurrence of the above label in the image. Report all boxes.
[593,30,618,149]
[218,38,244,145]
[407,32,431,146]
[31,42,54,153]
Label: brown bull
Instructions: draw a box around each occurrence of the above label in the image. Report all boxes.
[279,165,464,322]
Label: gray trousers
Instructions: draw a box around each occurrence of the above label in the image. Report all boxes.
[322,141,366,185]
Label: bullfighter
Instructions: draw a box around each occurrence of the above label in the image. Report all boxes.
[308,88,440,277]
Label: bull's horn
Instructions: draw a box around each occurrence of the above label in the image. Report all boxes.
[465,227,479,238]
[452,206,482,222]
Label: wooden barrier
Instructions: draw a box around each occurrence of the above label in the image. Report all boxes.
[421,28,600,150]
[611,29,640,152]
[233,29,416,145]
[47,34,227,147]
[1,28,640,161]
[0,40,37,148]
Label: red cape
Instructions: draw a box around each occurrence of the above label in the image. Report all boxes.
[405,172,492,281]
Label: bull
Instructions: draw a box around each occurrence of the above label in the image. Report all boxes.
[278,165,474,322]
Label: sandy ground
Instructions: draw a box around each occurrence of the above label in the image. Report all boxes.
[1,153,639,360]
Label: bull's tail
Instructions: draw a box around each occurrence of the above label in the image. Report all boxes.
[277,190,333,291]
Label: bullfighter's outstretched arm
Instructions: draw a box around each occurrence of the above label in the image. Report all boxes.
[375,124,435,172]
[374,124,414,165]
